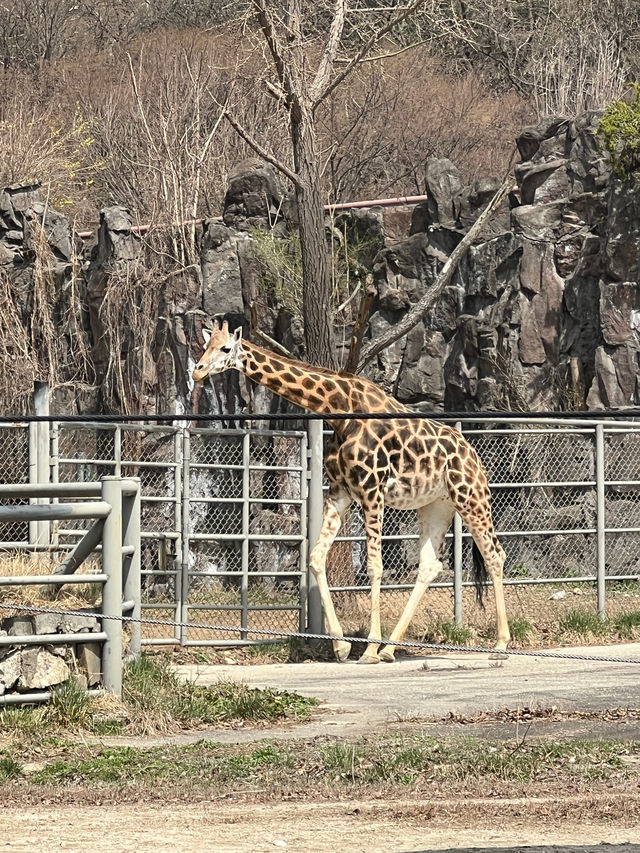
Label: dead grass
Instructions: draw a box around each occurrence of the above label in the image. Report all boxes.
[333,582,640,650]
[0,552,102,611]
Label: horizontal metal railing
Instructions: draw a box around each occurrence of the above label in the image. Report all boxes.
[0,477,141,701]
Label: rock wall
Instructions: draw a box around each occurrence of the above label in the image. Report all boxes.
[1,111,639,416]
[367,113,640,412]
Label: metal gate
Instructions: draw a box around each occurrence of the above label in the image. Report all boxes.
[181,427,309,646]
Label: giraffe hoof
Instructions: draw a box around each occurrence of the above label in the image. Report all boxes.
[357,653,380,665]
[379,647,395,663]
[333,641,352,662]
[489,650,509,661]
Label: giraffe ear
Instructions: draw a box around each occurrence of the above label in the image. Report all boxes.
[202,328,212,345]
[233,327,243,342]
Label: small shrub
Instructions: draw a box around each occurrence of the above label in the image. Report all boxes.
[47,679,94,729]
[424,620,473,648]
[598,83,640,179]
[611,611,640,639]
[0,707,46,736]
[509,564,531,579]
[0,753,22,782]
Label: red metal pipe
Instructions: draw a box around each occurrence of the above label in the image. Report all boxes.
[74,194,429,239]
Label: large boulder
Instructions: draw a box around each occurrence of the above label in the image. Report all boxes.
[222,159,286,232]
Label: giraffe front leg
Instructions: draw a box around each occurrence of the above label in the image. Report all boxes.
[358,500,384,664]
[380,501,454,662]
[310,491,352,662]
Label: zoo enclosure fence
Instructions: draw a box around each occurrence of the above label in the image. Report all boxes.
[1,409,640,647]
[0,476,141,700]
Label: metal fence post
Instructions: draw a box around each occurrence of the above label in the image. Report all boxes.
[101,476,123,696]
[122,478,141,659]
[298,429,309,633]
[453,420,463,626]
[180,428,191,646]
[29,382,50,547]
[174,428,184,645]
[595,424,606,619]
[241,431,251,641]
[306,418,324,634]
[453,514,463,626]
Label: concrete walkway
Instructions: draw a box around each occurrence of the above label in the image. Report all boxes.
[172,642,640,741]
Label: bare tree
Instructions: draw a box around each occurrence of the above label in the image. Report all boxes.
[422,0,639,116]
[221,0,431,369]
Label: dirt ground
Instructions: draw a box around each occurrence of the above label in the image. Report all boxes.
[2,797,639,853]
[4,642,640,852]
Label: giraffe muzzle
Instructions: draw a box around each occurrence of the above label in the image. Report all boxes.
[192,364,209,381]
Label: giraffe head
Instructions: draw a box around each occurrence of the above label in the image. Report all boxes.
[192,320,244,381]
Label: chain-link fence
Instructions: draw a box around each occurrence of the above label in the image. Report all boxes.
[323,418,640,645]
[0,424,30,546]
[2,414,640,647]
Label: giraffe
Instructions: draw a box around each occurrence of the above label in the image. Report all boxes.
[193,321,510,664]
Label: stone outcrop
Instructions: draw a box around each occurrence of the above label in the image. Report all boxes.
[1,114,639,416]
[364,113,640,411]
[0,610,101,696]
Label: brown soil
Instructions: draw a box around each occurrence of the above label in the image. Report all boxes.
[2,794,639,853]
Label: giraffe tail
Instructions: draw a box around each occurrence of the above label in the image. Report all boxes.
[471,540,488,607]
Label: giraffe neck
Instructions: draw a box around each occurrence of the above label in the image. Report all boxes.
[239,341,407,416]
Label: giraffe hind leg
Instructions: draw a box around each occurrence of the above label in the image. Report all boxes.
[468,524,510,654]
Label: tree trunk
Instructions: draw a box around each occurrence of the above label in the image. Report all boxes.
[291,107,337,370]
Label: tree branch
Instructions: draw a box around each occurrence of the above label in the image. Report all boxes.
[313,0,430,109]
[310,0,347,102]
[356,173,513,372]
[222,110,303,190]
[251,0,292,100]
[345,278,376,373]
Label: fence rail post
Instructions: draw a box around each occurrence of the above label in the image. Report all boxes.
[453,420,463,626]
[241,431,250,641]
[307,418,324,634]
[29,382,50,547]
[180,428,191,646]
[595,424,606,619]
[101,476,123,696]
[122,477,141,659]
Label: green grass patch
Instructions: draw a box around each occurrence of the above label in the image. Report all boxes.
[558,609,609,638]
[0,753,22,782]
[508,617,533,645]
[122,655,317,734]
[509,563,531,579]
[241,642,291,662]
[321,736,627,786]
[0,655,317,739]
[18,735,636,793]
[47,679,95,729]
[424,620,473,647]
[611,611,640,639]
[30,740,294,787]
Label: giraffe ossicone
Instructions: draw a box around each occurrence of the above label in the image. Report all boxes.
[193,322,510,664]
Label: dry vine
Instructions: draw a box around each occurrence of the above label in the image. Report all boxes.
[0,220,93,413]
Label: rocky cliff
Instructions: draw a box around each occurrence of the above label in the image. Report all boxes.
[1,113,639,416]
[367,113,640,412]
